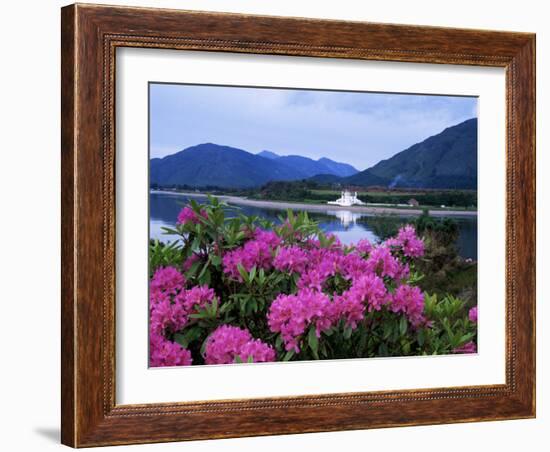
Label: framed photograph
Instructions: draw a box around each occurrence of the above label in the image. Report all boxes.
[61,3,536,447]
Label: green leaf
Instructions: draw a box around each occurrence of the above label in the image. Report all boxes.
[160,227,180,236]
[417,329,425,347]
[173,326,203,348]
[200,268,211,286]
[210,254,221,266]
[399,316,408,336]
[237,264,249,283]
[282,350,295,361]
[186,260,202,278]
[173,333,187,347]
[308,327,319,357]
[343,326,353,340]
[249,266,257,282]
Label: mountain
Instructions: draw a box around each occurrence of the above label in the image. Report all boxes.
[150,143,308,188]
[151,144,359,188]
[257,153,359,178]
[150,119,476,190]
[273,155,337,178]
[257,150,280,160]
[344,118,478,189]
[317,157,358,177]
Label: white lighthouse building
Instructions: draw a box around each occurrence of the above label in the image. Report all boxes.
[327,190,365,207]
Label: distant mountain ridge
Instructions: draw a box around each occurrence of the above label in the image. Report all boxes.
[150,144,359,188]
[344,118,478,189]
[257,151,358,178]
[150,118,477,190]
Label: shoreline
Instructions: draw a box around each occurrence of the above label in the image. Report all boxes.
[151,190,478,217]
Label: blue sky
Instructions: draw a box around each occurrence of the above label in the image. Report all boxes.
[150,83,477,170]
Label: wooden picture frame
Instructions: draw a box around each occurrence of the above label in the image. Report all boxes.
[61,3,536,447]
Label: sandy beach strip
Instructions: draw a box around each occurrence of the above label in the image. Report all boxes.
[151,190,478,217]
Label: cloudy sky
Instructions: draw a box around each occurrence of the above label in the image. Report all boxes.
[149,83,477,171]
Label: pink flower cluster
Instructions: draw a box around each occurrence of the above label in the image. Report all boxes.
[468,306,478,323]
[177,207,208,225]
[149,266,216,367]
[330,274,388,330]
[385,225,425,258]
[365,246,403,279]
[390,284,426,327]
[273,245,309,274]
[203,325,275,364]
[268,273,390,348]
[150,266,185,295]
[452,341,477,354]
[297,248,345,291]
[149,221,432,365]
[267,289,333,352]
[149,332,192,367]
[222,229,281,281]
[355,238,373,255]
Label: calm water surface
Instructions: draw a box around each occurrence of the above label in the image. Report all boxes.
[150,192,477,260]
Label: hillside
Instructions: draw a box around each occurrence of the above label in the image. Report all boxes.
[150,119,476,190]
[344,118,478,189]
[150,143,307,188]
[151,144,358,188]
[257,152,358,177]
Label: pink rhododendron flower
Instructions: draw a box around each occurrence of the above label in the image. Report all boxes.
[149,333,192,367]
[179,285,215,312]
[452,341,477,354]
[350,273,388,312]
[150,266,185,295]
[385,225,425,258]
[355,238,373,255]
[391,284,426,327]
[203,325,251,364]
[204,325,275,364]
[274,245,309,274]
[150,296,188,336]
[331,273,388,329]
[331,293,365,330]
[468,306,478,323]
[254,228,283,249]
[267,289,332,352]
[340,252,371,282]
[297,248,343,290]
[149,265,216,338]
[365,246,401,279]
[222,238,275,281]
[396,225,425,258]
[177,207,208,225]
[237,339,276,363]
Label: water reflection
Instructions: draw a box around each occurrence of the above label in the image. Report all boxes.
[149,192,477,260]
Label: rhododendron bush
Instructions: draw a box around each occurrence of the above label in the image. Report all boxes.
[149,197,477,366]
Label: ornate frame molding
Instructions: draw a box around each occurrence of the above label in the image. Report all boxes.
[62,4,535,447]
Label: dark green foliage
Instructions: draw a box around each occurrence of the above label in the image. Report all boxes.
[413,211,477,305]
[255,180,318,201]
[149,239,184,277]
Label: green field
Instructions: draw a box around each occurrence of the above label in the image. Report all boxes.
[247,181,477,210]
